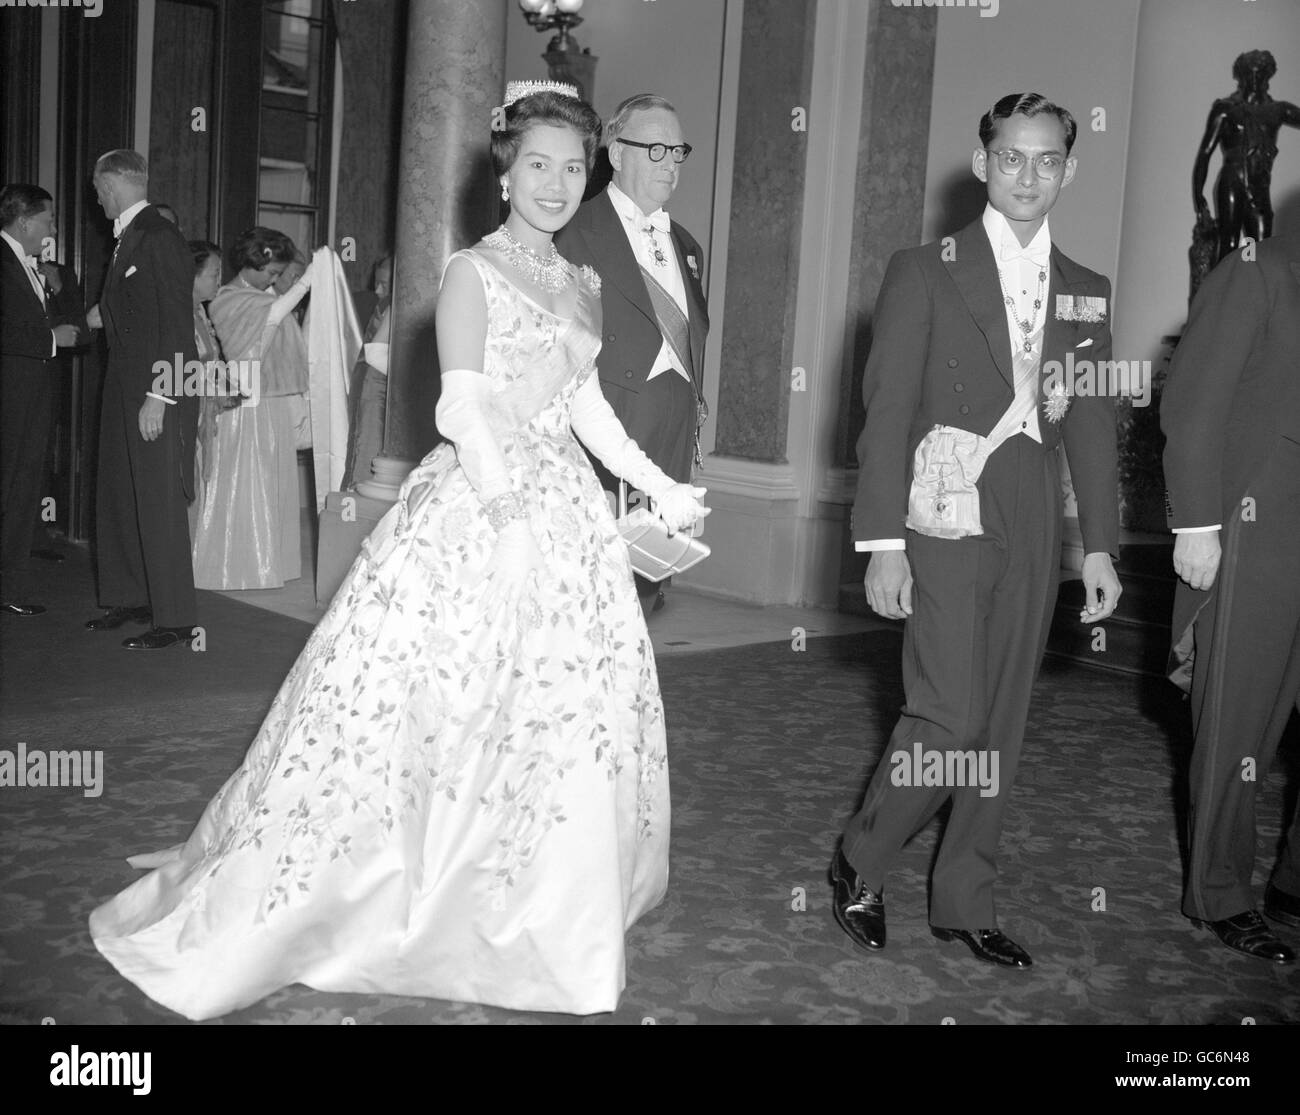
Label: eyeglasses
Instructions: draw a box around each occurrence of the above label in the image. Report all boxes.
[985,148,1066,179]
[616,138,693,164]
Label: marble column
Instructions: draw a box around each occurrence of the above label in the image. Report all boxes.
[683,0,816,605]
[836,4,936,473]
[362,0,507,496]
[711,0,817,463]
[317,0,505,601]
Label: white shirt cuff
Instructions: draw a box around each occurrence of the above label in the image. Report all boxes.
[855,539,906,551]
[1171,525,1221,533]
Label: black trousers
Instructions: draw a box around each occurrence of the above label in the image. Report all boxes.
[94,372,197,628]
[1183,434,1300,920]
[0,365,54,599]
[842,436,1062,928]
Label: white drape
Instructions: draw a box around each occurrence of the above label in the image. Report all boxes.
[304,247,362,511]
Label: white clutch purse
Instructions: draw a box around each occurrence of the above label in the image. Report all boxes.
[611,481,711,583]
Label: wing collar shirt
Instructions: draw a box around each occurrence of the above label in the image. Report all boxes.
[112,199,149,239]
[606,181,691,384]
[983,202,1048,448]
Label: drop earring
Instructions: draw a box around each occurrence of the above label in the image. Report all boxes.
[501,180,510,202]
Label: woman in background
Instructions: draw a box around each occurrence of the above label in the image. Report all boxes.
[191,228,311,589]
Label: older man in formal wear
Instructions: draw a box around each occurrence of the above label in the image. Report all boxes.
[1162,232,1300,964]
[554,93,709,613]
[1,184,81,615]
[830,94,1121,969]
[85,150,199,649]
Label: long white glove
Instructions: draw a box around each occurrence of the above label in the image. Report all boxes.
[436,369,544,594]
[435,369,512,501]
[255,257,314,359]
[570,370,709,534]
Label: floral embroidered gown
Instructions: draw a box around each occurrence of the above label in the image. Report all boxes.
[89,250,670,1019]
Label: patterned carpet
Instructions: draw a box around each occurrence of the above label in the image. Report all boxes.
[2,554,1298,1024]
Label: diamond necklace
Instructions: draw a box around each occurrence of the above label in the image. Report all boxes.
[488,226,571,294]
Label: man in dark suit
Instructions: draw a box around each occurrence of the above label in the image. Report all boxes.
[1,184,82,615]
[30,257,92,563]
[85,150,199,649]
[554,93,709,613]
[1162,233,1300,964]
[830,94,1121,968]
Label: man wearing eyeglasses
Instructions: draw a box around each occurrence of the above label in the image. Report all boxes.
[830,93,1121,969]
[555,93,709,615]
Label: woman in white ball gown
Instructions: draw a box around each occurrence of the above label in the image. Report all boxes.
[89,83,709,1020]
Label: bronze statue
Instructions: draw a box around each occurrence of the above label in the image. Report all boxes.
[1190,50,1299,296]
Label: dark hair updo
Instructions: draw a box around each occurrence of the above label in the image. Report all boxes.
[490,90,603,179]
[230,226,297,273]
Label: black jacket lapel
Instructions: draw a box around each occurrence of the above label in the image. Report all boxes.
[945,220,1015,389]
[3,248,48,317]
[582,192,657,330]
[669,226,708,379]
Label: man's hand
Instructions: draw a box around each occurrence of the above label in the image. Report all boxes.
[138,396,167,441]
[52,324,79,348]
[1173,530,1221,592]
[865,550,913,620]
[1079,552,1122,622]
[37,261,63,293]
[86,303,102,329]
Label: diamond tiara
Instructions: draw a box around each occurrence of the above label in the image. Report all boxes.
[503,79,580,108]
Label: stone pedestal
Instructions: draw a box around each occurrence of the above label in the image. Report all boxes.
[386,0,506,467]
[356,454,418,503]
[315,489,393,605]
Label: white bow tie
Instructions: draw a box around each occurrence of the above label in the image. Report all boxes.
[641,210,670,235]
[999,240,1049,268]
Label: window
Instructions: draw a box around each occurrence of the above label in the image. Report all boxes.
[259,0,334,255]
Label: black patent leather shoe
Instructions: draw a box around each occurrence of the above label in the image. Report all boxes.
[932,927,1033,968]
[1,601,46,616]
[1202,910,1295,963]
[85,605,152,630]
[122,625,194,650]
[829,845,886,952]
[1264,884,1300,929]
